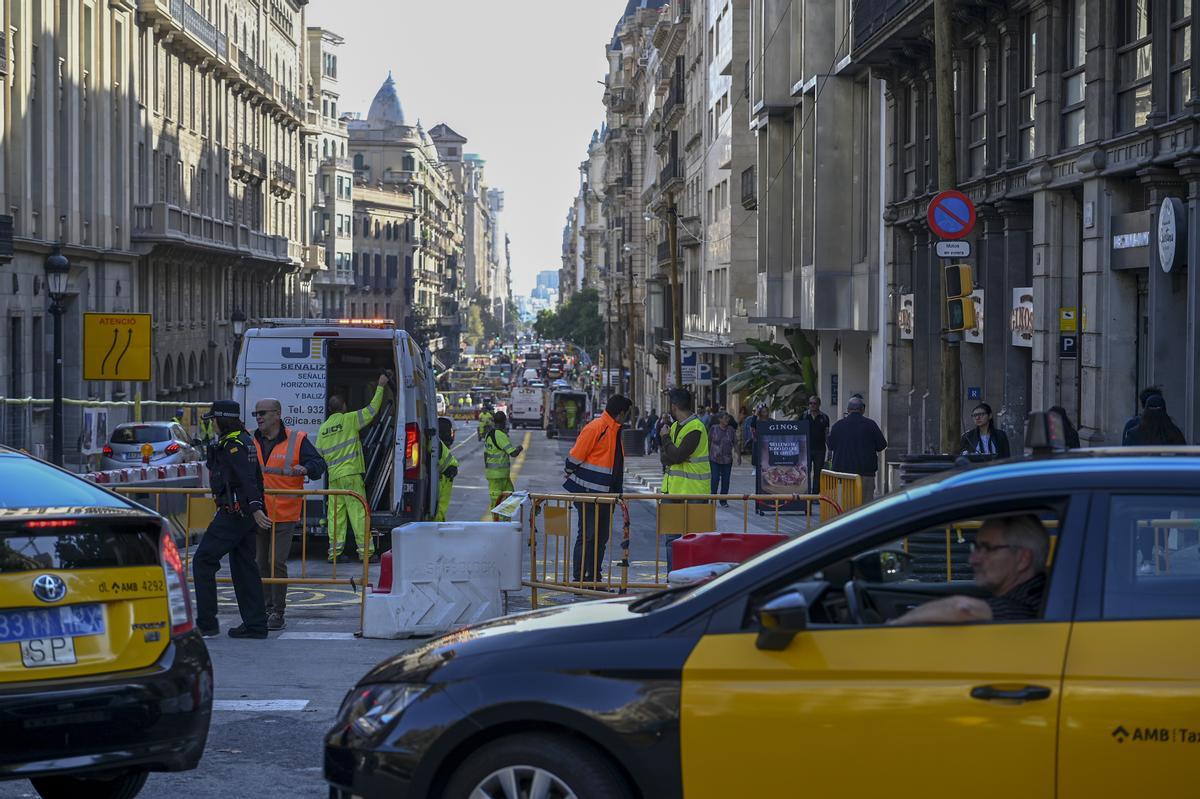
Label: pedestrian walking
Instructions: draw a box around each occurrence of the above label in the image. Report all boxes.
[251,397,326,631]
[1047,405,1081,449]
[563,395,631,583]
[708,413,736,507]
[434,417,459,522]
[659,389,711,570]
[1123,387,1166,445]
[827,396,888,502]
[645,408,660,454]
[192,400,272,640]
[1125,395,1186,446]
[959,402,1012,458]
[802,395,830,496]
[484,411,524,513]
[316,372,389,563]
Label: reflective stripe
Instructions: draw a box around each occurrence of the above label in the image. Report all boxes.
[263,467,287,475]
[283,431,301,468]
[327,450,360,468]
[667,468,710,479]
[688,455,709,464]
[566,454,584,466]
[318,437,357,457]
[566,475,610,492]
[356,409,366,427]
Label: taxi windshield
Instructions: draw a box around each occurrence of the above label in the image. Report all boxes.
[0,456,129,510]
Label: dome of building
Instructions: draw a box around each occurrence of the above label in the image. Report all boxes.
[367,72,405,128]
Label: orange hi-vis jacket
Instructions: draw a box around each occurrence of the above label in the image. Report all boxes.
[563,411,623,493]
[254,429,308,522]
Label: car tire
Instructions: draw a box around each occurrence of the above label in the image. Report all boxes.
[31,770,149,799]
[443,733,629,799]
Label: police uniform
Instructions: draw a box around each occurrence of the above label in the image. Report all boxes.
[193,400,269,638]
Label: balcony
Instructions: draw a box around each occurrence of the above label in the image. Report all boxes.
[270,161,296,198]
[656,239,680,267]
[659,156,682,193]
[853,0,921,52]
[741,165,757,210]
[132,202,289,262]
[235,47,274,96]
[663,71,685,128]
[139,0,229,66]
[233,143,267,181]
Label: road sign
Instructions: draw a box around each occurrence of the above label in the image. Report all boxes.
[935,240,972,259]
[927,190,977,240]
[1059,335,1079,359]
[967,386,982,401]
[84,313,152,382]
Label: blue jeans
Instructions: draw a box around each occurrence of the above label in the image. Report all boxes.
[710,461,732,498]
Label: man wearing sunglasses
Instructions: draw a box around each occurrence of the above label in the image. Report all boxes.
[891,514,1049,625]
[252,399,326,631]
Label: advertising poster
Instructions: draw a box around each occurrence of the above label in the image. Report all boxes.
[755,419,810,513]
[81,408,110,456]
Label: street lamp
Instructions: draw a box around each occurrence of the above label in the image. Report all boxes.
[43,247,71,466]
[231,308,247,338]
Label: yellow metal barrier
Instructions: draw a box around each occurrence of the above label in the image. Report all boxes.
[1136,517,1200,574]
[114,486,375,633]
[526,492,844,609]
[820,470,863,522]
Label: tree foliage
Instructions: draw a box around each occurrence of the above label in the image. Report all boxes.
[722,330,817,419]
[532,288,604,358]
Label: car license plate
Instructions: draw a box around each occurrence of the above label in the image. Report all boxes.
[20,636,77,668]
[0,604,105,644]
[124,452,142,460]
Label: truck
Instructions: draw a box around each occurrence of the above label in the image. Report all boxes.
[509,386,544,429]
[545,389,590,440]
[233,319,440,535]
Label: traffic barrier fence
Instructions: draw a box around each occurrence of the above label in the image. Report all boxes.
[112,486,375,633]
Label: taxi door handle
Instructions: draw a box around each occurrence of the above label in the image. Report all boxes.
[970,685,1052,702]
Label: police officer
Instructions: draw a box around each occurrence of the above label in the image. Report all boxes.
[193,400,272,639]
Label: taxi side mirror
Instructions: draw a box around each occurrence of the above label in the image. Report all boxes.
[755,591,808,651]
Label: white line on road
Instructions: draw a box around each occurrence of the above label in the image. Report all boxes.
[276,631,358,640]
[213,699,310,711]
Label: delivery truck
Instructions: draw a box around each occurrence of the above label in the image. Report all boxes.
[233,319,440,535]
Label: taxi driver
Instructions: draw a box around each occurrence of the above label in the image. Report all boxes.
[891,514,1050,625]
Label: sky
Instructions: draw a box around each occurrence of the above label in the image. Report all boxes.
[307,0,630,297]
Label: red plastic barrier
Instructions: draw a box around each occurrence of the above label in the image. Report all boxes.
[670,532,788,570]
[375,550,393,594]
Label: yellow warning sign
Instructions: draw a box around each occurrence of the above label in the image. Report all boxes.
[84,313,153,382]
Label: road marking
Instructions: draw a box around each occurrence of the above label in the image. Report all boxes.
[276,631,357,640]
[480,431,533,522]
[451,437,475,453]
[213,699,310,712]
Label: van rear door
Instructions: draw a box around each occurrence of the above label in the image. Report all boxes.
[236,331,329,440]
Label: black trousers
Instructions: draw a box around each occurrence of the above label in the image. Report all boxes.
[809,448,826,496]
[193,509,267,634]
[572,501,612,583]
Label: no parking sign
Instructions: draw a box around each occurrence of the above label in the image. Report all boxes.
[928,190,977,240]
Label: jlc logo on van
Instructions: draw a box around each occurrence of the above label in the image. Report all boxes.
[280,338,325,360]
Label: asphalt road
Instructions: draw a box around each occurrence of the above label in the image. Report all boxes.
[0,419,819,798]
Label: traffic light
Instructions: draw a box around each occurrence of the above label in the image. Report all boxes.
[944,264,976,332]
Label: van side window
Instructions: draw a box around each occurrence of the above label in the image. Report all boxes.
[1104,495,1200,620]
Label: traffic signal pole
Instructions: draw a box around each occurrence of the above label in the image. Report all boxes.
[934,0,961,454]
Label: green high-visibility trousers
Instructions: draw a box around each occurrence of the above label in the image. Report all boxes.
[327,473,370,557]
[487,477,514,512]
[435,476,454,522]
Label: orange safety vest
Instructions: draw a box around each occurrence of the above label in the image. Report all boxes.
[563,411,623,493]
[253,429,307,522]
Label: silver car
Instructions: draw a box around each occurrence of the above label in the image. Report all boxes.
[100,422,202,470]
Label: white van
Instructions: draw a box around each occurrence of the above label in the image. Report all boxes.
[233,320,440,533]
[509,387,544,429]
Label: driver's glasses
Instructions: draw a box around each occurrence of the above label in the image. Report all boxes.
[969,541,1015,555]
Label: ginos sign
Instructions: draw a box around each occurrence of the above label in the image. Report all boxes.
[1010,288,1034,348]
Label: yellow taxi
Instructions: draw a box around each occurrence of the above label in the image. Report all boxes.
[327,446,1200,799]
[0,448,212,799]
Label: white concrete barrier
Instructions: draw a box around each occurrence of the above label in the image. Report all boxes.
[362,520,524,639]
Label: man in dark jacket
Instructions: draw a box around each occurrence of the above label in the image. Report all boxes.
[802,395,831,495]
[827,397,887,501]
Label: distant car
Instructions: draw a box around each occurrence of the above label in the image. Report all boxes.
[529,381,545,389]
[436,393,447,416]
[100,422,202,470]
[0,447,212,799]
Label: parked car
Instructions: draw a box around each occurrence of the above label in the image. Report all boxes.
[326,441,1200,799]
[100,422,202,470]
[0,447,212,799]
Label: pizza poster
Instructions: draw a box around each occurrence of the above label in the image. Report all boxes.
[755,419,810,513]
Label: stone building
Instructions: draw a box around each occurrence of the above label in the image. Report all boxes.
[854,0,1200,448]
[349,75,465,363]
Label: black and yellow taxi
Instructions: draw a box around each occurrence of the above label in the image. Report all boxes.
[0,448,212,799]
[327,444,1200,799]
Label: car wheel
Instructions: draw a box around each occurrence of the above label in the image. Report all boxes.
[443,733,629,799]
[31,770,149,799]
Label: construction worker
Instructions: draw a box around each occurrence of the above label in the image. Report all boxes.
[563,394,631,584]
[478,401,495,442]
[316,372,389,563]
[198,413,217,446]
[434,417,458,522]
[483,411,523,513]
[171,407,186,427]
[658,388,711,571]
[564,397,579,431]
[251,397,326,631]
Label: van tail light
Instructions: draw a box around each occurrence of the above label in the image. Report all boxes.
[164,443,181,455]
[404,422,420,480]
[161,529,194,636]
[102,445,113,458]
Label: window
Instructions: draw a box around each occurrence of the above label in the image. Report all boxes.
[1104,495,1200,619]
[1117,0,1153,131]
[902,85,918,196]
[968,44,988,175]
[1170,0,1192,116]
[1017,14,1037,160]
[1062,0,1087,148]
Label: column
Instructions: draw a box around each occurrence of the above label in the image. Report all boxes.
[1183,161,1200,441]
[1000,201,1033,440]
[1140,168,1190,413]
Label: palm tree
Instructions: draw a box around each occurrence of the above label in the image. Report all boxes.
[722,330,816,418]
